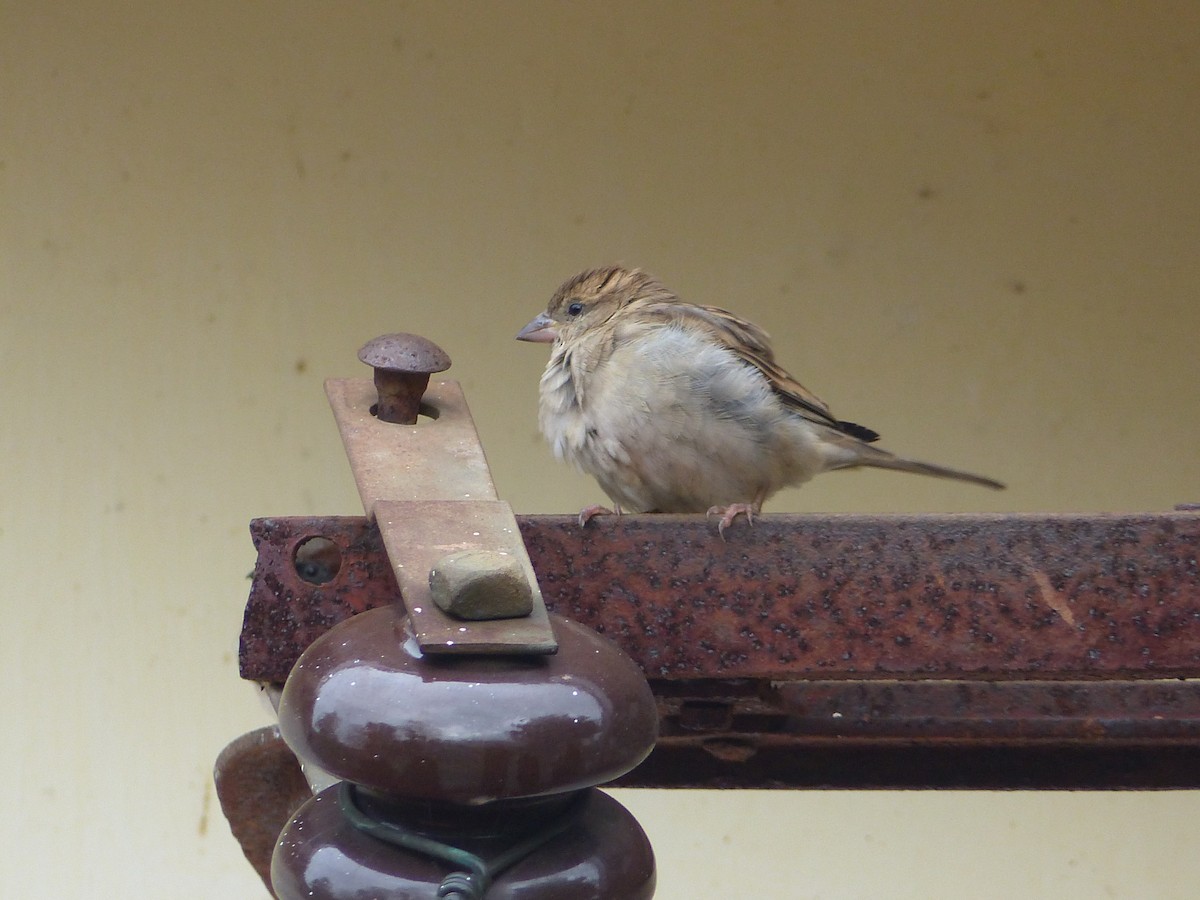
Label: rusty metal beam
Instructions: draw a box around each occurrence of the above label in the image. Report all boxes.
[520,512,1200,678]
[241,516,399,681]
[610,742,1200,790]
[238,510,1200,788]
[243,512,1200,681]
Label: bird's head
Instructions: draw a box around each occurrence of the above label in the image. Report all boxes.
[516,266,673,344]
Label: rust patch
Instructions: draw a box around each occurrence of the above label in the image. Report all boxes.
[242,512,1200,682]
[240,516,398,682]
[519,513,1200,679]
[214,726,311,894]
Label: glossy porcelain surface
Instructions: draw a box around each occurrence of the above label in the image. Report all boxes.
[271,785,656,899]
[278,608,657,802]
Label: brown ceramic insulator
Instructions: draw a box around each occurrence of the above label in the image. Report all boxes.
[270,785,656,900]
[357,333,451,424]
[276,607,658,804]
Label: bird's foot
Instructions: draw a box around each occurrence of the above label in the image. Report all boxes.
[578,504,620,527]
[706,503,757,539]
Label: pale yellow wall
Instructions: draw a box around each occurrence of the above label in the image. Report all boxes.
[3,2,1198,897]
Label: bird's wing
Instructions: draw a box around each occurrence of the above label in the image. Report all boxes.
[639,301,880,442]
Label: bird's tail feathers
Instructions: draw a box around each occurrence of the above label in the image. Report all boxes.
[834,443,1005,490]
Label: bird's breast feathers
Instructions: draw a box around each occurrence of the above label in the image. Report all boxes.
[537,325,826,511]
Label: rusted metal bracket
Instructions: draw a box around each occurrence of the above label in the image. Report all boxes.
[240,511,1200,788]
[214,727,312,889]
[323,377,556,654]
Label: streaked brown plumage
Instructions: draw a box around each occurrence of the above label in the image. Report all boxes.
[517,266,1003,532]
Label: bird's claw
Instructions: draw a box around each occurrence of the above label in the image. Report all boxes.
[706,503,756,539]
[578,504,617,527]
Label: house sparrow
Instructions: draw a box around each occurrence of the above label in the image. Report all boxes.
[517,266,1004,533]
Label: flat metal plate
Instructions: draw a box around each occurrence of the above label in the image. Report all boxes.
[374,499,557,654]
[324,378,498,516]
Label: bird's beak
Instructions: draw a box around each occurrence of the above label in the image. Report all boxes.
[516,312,558,343]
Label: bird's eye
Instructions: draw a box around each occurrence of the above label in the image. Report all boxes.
[566,301,584,316]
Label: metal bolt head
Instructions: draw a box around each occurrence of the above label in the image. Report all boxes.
[358,333,451,424]
[358,333,451,374]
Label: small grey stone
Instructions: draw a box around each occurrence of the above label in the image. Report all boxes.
[428,549,534,620]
